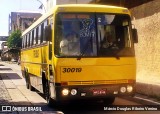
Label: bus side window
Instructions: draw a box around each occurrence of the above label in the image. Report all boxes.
[43,20,48,43]
[44,24,52,41]
[36,27,39,44]
[23,36,25,48]
[25,35,27,48]
[30,31,32,47]
[24,36,25,48]
[38,25,41,44]
[26,34,28,48]
[27,33,30,47]
[41,23,44,43]
[22,37,24,48]
[32,30,34,46]
[34,29,37,45]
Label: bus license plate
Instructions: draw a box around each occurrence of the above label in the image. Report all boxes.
[93,89,106,95]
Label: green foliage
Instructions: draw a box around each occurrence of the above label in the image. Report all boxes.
[7,30,22,48]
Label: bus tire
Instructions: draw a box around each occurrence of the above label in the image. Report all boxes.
[24,70,29,89]
[25,69,35,91]
[44,80,53,106]
[103,96,115,105]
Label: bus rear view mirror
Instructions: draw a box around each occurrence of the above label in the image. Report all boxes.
[45,25,52,41]
[132,28,138,43]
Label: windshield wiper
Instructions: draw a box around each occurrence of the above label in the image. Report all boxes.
[108,49,120,60]
[113,51,120,60]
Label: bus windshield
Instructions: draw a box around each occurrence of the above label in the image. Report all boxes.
[55,13,134,57]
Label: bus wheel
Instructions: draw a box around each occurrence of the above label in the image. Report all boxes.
[25,70,34,91]
[45,81,53,106]
[103,97,115,105]
[24,70,29,89]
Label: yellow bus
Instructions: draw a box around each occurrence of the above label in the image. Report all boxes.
[21,4,138,105]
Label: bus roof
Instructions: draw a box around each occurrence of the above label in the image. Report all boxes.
[55,4,130,14]
[22,4,130,36]
[56,4,128,10]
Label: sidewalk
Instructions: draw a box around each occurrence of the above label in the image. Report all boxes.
[0,61,47,105]
[0,76,13,105]
[136,75,160,98]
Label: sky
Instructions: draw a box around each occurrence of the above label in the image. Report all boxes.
[0,0,43,36]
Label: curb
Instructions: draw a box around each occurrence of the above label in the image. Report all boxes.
[136,82,160,100]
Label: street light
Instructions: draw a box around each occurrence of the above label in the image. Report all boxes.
[37,0,46,13]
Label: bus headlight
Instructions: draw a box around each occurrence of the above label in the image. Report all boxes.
[120,87,126,93]
[127,85,133,93]
[62,89,69,96]
[71,89,77,95]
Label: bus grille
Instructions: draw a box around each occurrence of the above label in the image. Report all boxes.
[67,80,129,85]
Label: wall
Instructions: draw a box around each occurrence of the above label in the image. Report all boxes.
[130,0,160,83]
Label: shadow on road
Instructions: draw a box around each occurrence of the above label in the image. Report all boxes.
[0,73,22,80]
[0,68,12,70]
[49,100,112,114]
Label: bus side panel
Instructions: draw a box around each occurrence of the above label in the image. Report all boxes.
[21,44,49,92]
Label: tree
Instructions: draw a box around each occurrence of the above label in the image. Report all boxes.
[7,30,22,48]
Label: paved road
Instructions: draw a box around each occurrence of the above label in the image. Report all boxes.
[0,62,160,114]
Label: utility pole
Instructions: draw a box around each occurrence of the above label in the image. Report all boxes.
[37,0,46,13]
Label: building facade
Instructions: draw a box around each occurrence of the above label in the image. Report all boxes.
[0,36,8,50]
[8,12,42,35]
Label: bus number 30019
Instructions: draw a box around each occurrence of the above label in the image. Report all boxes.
[62,68,82,73]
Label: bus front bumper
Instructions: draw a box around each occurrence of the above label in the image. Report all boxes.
[51,83,135,101]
